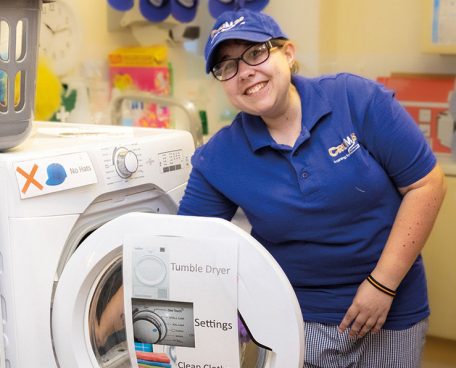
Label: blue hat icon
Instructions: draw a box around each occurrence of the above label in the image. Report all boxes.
[46,163,67,186]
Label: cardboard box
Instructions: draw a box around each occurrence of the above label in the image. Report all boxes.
[109,45,172,128]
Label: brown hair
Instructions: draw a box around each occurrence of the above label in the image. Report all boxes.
[270,38,300,74]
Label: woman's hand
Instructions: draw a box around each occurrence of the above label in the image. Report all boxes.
[338,164,446,339]
[338,279,394,338]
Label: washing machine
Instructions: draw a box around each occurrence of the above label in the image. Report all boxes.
[0,122,304,368]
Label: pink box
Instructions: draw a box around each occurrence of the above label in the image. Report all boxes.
[109,46,172,128]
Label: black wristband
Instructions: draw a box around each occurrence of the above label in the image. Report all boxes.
[366,274,397,297]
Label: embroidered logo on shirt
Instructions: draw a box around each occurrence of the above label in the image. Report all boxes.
[210,16,246,43]
[328,133,360,163]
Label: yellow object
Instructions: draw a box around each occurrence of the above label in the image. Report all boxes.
[108,45,168,67]
[112,73,134,91]
[34,58,62,120]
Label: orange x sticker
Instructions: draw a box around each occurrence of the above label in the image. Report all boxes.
[16,164,43,194]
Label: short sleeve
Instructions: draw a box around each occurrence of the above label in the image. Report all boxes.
[353,78,436,187]
[177,152,238,219]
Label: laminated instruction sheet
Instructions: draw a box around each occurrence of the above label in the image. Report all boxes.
[123,233,240,368]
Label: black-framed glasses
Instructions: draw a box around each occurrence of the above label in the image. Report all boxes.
[211,41,281,82]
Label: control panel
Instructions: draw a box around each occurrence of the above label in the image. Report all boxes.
[113,147,139,178]
[158,150,184,174]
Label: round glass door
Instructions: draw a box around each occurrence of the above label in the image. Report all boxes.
[87,259,268,367]
[88,257,129,367]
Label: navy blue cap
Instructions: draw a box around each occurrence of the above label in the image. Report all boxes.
[208,0,268,19]
[204,8,287,73]
[171,0,198,23]
[139,0,171,22]
[108,0,134,11]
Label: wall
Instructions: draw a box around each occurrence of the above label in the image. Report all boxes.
[76,0,136,66]
[422,175,456,339]
[319,0,456,78]
[264,0,320,76]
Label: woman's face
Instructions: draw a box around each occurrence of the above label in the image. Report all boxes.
[216,40,296,119]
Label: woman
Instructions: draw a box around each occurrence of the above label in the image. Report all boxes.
[178,8,447,367]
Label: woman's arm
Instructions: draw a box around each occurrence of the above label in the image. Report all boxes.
[178,166,238,219]
[339,163,447,337]
[371,163,446,293]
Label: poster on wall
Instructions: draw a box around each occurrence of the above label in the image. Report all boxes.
[432,0,456,45]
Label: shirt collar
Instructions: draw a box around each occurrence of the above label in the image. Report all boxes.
[241,75,333,152]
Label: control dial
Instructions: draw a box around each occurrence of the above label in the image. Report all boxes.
[113,147,138,178]
[133,310,168,344]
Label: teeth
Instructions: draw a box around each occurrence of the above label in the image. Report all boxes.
[246,82,266,95]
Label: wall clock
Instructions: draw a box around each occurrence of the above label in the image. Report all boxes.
[39,0,82,77]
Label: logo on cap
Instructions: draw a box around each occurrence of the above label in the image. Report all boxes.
[210,16,245,43]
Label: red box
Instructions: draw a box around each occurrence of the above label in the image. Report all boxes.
[377,74,455,153]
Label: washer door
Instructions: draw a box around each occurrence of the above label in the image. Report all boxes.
[51,212,304,368]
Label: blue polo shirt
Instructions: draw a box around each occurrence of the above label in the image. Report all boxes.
[178,73,436,329]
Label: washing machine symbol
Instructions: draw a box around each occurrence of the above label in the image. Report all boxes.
[133,246,169,299]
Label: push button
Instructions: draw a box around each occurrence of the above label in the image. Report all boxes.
[301,170,310,179]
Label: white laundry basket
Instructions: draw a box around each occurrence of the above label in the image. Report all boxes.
[0,0,54,151]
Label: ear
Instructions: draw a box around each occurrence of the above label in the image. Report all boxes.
[283,42,296,68]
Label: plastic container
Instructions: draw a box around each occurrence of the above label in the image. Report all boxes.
[0,0,53,151]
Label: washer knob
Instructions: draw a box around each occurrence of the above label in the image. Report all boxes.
[133,311,167,344]
[113,147,138,178]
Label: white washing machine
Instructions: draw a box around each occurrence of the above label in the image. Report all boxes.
[0,122,304,368]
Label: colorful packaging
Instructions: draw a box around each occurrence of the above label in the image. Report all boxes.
[378,74,456,153]
[109,45,171,128]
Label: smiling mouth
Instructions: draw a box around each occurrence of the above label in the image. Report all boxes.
[244,82,268,95]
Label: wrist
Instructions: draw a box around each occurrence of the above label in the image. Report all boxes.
[370,266,402,290]
[366,274,397,297]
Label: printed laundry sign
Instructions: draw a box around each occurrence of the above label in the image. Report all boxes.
[14,152,98,199]
[123,233,240,368]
